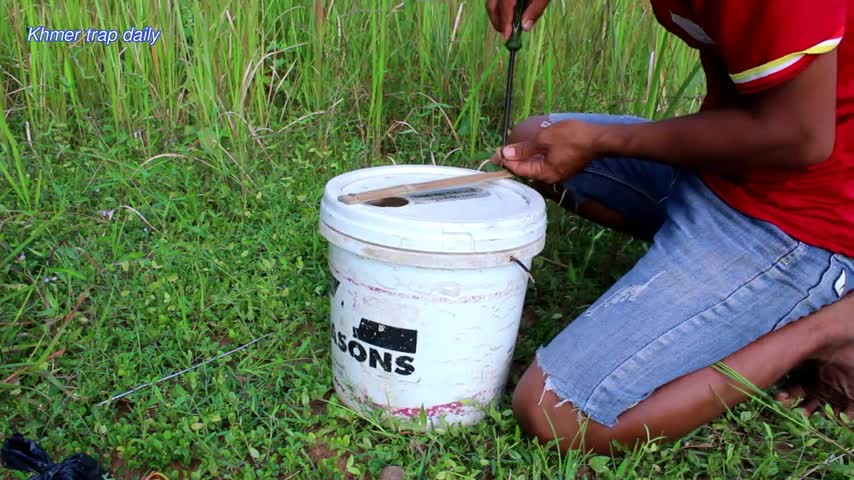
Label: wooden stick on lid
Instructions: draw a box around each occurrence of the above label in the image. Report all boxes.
[337,170,513,205]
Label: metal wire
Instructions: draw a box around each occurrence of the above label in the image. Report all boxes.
[96,333,273,407]
[510,256,535,284]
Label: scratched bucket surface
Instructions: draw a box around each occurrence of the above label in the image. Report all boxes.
[319,165,547,429]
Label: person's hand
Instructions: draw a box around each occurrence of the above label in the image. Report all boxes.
[486,0,551,40]
[490,120,604,184]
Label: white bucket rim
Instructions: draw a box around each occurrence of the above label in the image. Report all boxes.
[319,164,548,255]
[320,221,545,269]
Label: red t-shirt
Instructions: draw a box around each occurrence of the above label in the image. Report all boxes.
[649,0,853,257]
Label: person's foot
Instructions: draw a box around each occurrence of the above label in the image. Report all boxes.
[775,298,854,420]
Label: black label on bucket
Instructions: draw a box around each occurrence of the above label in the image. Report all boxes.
[331,318,417,376]
[329,273,340,297]
[408,187,490,204]
[352,318,417,354]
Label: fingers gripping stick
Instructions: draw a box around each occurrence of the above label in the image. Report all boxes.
[505,0,530,52]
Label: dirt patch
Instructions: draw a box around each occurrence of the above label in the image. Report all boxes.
[380,465,405,480]
[309,399,327,416]
[307,442,336,463]
[294,314,318,339]
[336,455,350,475]
[116,398,134,414]
[309,388,333,416]
[306,442,369,479]
[107,449,145,480]
[575,466,594,478]
[169,458,202,479]
[520,308,539,330]
[515,308,540,350]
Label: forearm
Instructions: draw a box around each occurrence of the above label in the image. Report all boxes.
[593,108,834,174]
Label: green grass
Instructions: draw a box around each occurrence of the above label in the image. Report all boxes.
[0,1,851,478]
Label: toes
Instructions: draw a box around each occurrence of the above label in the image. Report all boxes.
[799,398,822,416]
[820,404,854,422]
[775,385,821,416]
[775,385,807,408]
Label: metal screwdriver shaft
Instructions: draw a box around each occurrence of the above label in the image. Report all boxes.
[500,0,530,162]
[501,52,517,149]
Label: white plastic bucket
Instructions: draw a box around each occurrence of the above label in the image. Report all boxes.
[319,165,547,428]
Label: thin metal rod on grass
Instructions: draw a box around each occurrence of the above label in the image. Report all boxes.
[96,333,273,407]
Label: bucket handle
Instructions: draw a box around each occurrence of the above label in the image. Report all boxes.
[510,256,535,284]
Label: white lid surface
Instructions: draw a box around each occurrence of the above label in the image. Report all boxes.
[320,165,547,254]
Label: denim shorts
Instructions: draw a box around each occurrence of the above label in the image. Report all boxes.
[535,112,854,428]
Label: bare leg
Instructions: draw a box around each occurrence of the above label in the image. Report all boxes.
[512,293,854,454]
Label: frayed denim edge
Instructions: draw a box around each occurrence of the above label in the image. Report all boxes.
[535,347,621,428]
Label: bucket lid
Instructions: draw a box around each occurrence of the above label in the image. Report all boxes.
[320,165,547,254]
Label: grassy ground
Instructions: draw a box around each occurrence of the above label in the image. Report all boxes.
[1,1,851,478]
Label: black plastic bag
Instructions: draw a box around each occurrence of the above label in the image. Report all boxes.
[1,434,103,480]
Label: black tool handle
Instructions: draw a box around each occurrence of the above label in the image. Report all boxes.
[505,0,531,51]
